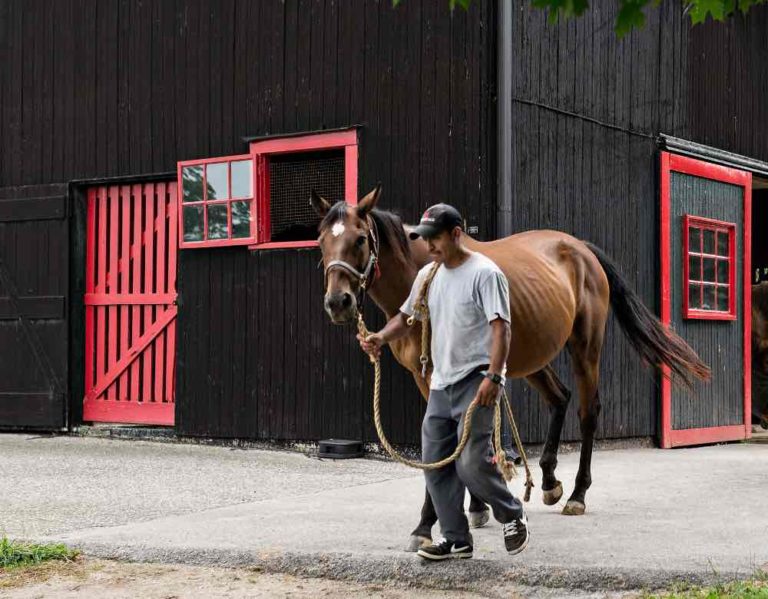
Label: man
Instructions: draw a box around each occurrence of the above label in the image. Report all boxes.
[357,203,529,561]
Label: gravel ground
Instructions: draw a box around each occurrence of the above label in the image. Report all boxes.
[0,434,413,538]
[2,433,767,594]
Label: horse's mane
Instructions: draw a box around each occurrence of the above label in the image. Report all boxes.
[319,202,415,268]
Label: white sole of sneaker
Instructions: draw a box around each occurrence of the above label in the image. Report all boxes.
[417,550,473,561]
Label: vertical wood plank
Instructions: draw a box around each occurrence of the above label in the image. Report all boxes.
[118,185,131,400]
[95,186,108,400]
[154,182,167,403]
[166,182,178,404]
[84,188,97,395]
[142,182,155,402]
[130,183,143,401]
[107,185,120,401]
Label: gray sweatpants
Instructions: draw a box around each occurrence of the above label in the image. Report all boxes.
[422,370,523,545]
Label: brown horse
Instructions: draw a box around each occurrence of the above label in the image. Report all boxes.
[750,282,768,428]
[312,186,710,550]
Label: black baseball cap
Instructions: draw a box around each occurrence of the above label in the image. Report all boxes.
[408,203,463,240]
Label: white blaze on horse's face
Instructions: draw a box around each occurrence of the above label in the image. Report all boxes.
[331,221,345,238]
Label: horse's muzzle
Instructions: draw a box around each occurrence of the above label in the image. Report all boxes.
[324,292,358,324]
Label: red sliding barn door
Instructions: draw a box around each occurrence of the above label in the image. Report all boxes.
[83,182,178,425]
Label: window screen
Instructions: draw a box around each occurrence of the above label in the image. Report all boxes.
[269,150,345,242]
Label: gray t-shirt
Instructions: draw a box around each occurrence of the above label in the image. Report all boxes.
[400,252,511,390]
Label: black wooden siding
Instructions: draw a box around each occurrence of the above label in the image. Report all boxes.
[3,0,768,442]
[669,173,745,429]
[162,0,497,443]
[503,1,768,443]
[0,184,69,429]
[504,2,687,442]
[0,0,495,442]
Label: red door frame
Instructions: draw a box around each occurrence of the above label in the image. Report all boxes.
[83,182,178,426]
[660,152,752,448]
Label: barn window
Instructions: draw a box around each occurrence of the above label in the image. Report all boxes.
[248,129,358,249]
[682,214,737,320]
[177,130,357,250]
[178,155,255,248]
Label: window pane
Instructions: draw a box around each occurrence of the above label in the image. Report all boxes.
[182,165,204,203]
[231,160,252,199]
[716,231,729,257]
[717,286,729,311]
[206,163,229,200]
[702,258,716,282]
[702,285,715,310]
[689,255,701,281]
[688,284,701,309]
[689,227,701,253]
[183,206,204,241]
[717,259,729,284]
[207,204,228,240]
[231,200,251,238]
[703,229,715,254]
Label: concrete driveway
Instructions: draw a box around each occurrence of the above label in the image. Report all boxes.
[1,434,766,593]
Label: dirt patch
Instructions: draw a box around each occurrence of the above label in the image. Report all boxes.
[0,559,495,598]
[0,558,644,598]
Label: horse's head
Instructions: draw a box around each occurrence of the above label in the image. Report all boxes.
[311,185,382,324]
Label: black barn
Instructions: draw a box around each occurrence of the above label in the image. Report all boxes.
[1,0,765,448]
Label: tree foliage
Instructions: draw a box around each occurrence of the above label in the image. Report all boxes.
[392,0,768,37]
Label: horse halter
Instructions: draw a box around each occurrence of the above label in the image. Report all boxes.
[323,216,381,299]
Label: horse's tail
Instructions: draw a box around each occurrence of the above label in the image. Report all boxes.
[585,242,711,388]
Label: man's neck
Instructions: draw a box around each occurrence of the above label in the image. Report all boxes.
[443,246,473,269]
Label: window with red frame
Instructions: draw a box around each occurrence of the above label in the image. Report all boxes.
[177,129,358,250]
[683,215,737,320]
[179,155,255,248]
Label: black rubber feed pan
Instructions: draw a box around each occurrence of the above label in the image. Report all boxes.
[318,439,364,459]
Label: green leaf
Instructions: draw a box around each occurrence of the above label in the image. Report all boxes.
[615,0,647,36]
[688,0,728,23]
[392,0,402,7]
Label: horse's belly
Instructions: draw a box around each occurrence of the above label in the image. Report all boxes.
[504,270,575,378]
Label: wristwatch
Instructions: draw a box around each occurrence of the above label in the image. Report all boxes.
[482,371,505,386]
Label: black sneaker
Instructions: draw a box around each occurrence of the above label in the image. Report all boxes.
[417,538,473,561]
[502,513,530,555]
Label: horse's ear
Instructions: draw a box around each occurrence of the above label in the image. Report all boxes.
[309,189,331,217]
[357,184,382,218]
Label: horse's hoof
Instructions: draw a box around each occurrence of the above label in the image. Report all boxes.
[542,481,563,506]
[468,510,490,528]
[562,500,586,516]
[406,535,432,552]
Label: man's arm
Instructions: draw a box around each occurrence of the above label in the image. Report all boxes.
[356,312,411,358]
[475,317,511,407]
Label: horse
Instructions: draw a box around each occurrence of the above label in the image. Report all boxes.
[311,185,710,550]
[750,282,768,428]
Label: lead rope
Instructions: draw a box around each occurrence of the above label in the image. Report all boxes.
[358,263,534,501]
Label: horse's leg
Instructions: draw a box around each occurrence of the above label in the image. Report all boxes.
[563,316,605,516]
[405,373,438,551]
[467,492,490,528]
[525,365,572,506]
[407,487,437,551]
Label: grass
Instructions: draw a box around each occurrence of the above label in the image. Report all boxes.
[0,536,78,570]
[645,572,768,599]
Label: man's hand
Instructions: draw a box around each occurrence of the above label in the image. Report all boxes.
[357,331,385,358]
[474,377,501,407]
